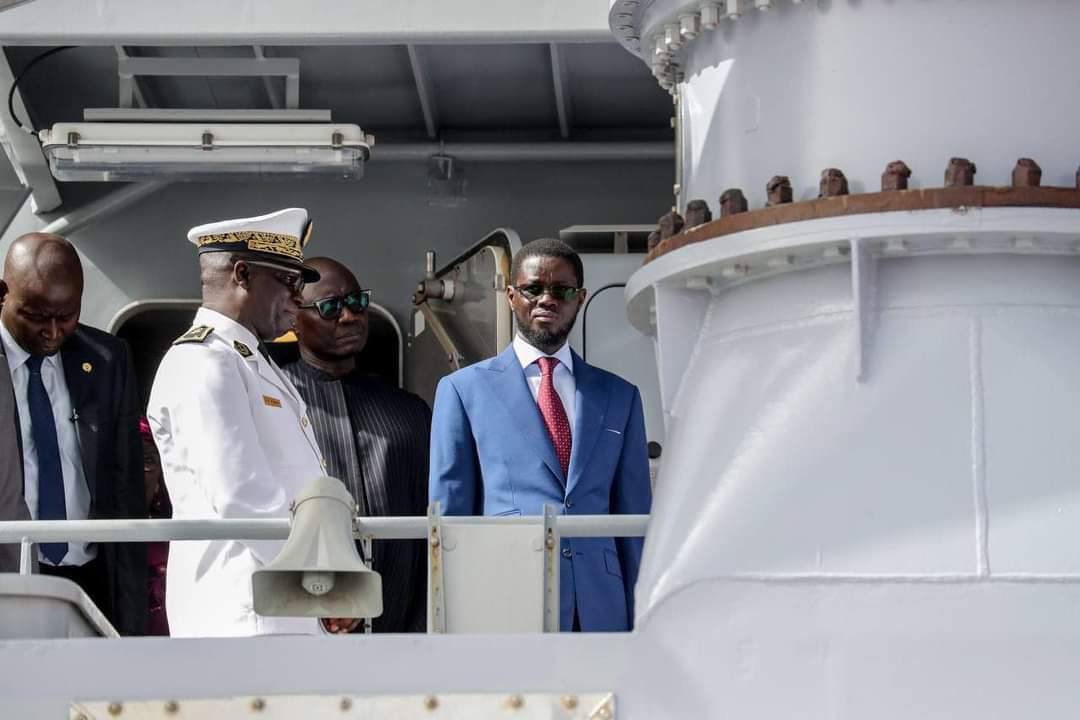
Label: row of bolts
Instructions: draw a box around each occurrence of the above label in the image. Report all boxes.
[642,1,804,90]
[649,157,1070,249]
[78,693,592,716]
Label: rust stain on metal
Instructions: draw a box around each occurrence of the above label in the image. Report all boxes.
[646,185,1080,264]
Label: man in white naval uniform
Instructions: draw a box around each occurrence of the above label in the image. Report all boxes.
[148,208,329,637]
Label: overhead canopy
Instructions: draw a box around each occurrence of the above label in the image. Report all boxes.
[0,0,671,208]
[0,0,612,45]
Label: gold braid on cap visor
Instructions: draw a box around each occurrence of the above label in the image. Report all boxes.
[196,231,303,259]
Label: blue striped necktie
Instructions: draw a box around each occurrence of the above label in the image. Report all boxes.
[26,355,68,564]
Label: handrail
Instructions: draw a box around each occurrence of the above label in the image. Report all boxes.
[0,514,650,544]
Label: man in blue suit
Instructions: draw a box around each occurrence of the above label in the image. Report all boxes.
[429,238,652,632]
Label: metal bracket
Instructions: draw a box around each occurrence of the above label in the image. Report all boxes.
[850,237,878,383]
[361,532,374,635]
[549,43,572,139]
[589,693,617,720]
[117,57,301,109]
[426,502,446,634]
[417,302,465,371]
[406,45,439,140]
[19,537,32,575]
[542,504,560,633]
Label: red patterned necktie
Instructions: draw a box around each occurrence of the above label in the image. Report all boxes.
[537,356,572,479]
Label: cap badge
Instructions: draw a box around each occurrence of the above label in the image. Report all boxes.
[81,362,92,373]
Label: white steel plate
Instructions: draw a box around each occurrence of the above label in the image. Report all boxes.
[71,692,615,719]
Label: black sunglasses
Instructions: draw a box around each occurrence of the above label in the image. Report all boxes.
[242,259,305,293]
[299,290,372,319]
[513,283,582,303]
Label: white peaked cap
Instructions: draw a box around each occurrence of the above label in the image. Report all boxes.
[186,207,318,281]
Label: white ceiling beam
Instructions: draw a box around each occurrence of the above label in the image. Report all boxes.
[549,43,572,139]
[114,46,148,109]
[0,46,60,213]
[374,141,670,163]
[253,46,283,111]
[0,181,168,253]
[0,0,37,11]
[117,56,300,109]
[0,0,611,45]
[406,45,438,140]
[39,180,168,237]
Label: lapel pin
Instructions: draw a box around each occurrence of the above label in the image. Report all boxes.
[81,362,92,373]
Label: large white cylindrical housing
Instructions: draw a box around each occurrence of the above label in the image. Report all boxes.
[612,1,1080,715]
[615,0,1080,208]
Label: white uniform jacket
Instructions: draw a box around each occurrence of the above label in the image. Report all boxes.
[148,307,327,637]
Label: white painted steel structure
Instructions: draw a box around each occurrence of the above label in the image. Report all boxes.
[0,515,650,546]
[613,0,1080,207]
[0,0,612,45]
[7,1,1080,718]
[611,0,1080,717]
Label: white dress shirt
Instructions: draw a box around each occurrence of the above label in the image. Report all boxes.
[513,334,577,434]
[0,323,94,566]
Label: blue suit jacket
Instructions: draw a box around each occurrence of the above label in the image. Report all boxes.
[429,345,652,631]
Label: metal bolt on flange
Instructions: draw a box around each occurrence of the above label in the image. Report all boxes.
[506,694,524,710]
[164,700,180,715]
[1013,237,1037,251]
[679,13,701,40]
[664,23,682,51]
[107,702,123,716]
[251,697,266,712]
[950,237,974,250]
[720,263,750,278]
[340,697,352,711]
[701,2,722,28]
[883,238,908,254]
[423,695,439,711]
[561,695,579,710]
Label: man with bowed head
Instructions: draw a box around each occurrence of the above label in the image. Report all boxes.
[429,238,652,632]
[148,208,332,637]
[0,232,146,633]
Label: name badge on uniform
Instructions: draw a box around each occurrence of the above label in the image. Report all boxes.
[263,395,282,408]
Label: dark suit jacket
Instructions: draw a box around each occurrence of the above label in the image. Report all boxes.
[281,360,430,633]
[0,340,31,572]
[58,325,147,634]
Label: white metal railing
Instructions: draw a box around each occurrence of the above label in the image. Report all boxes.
[0,514,650,574]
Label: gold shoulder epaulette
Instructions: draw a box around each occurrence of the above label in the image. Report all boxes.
[173,325,213,345]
